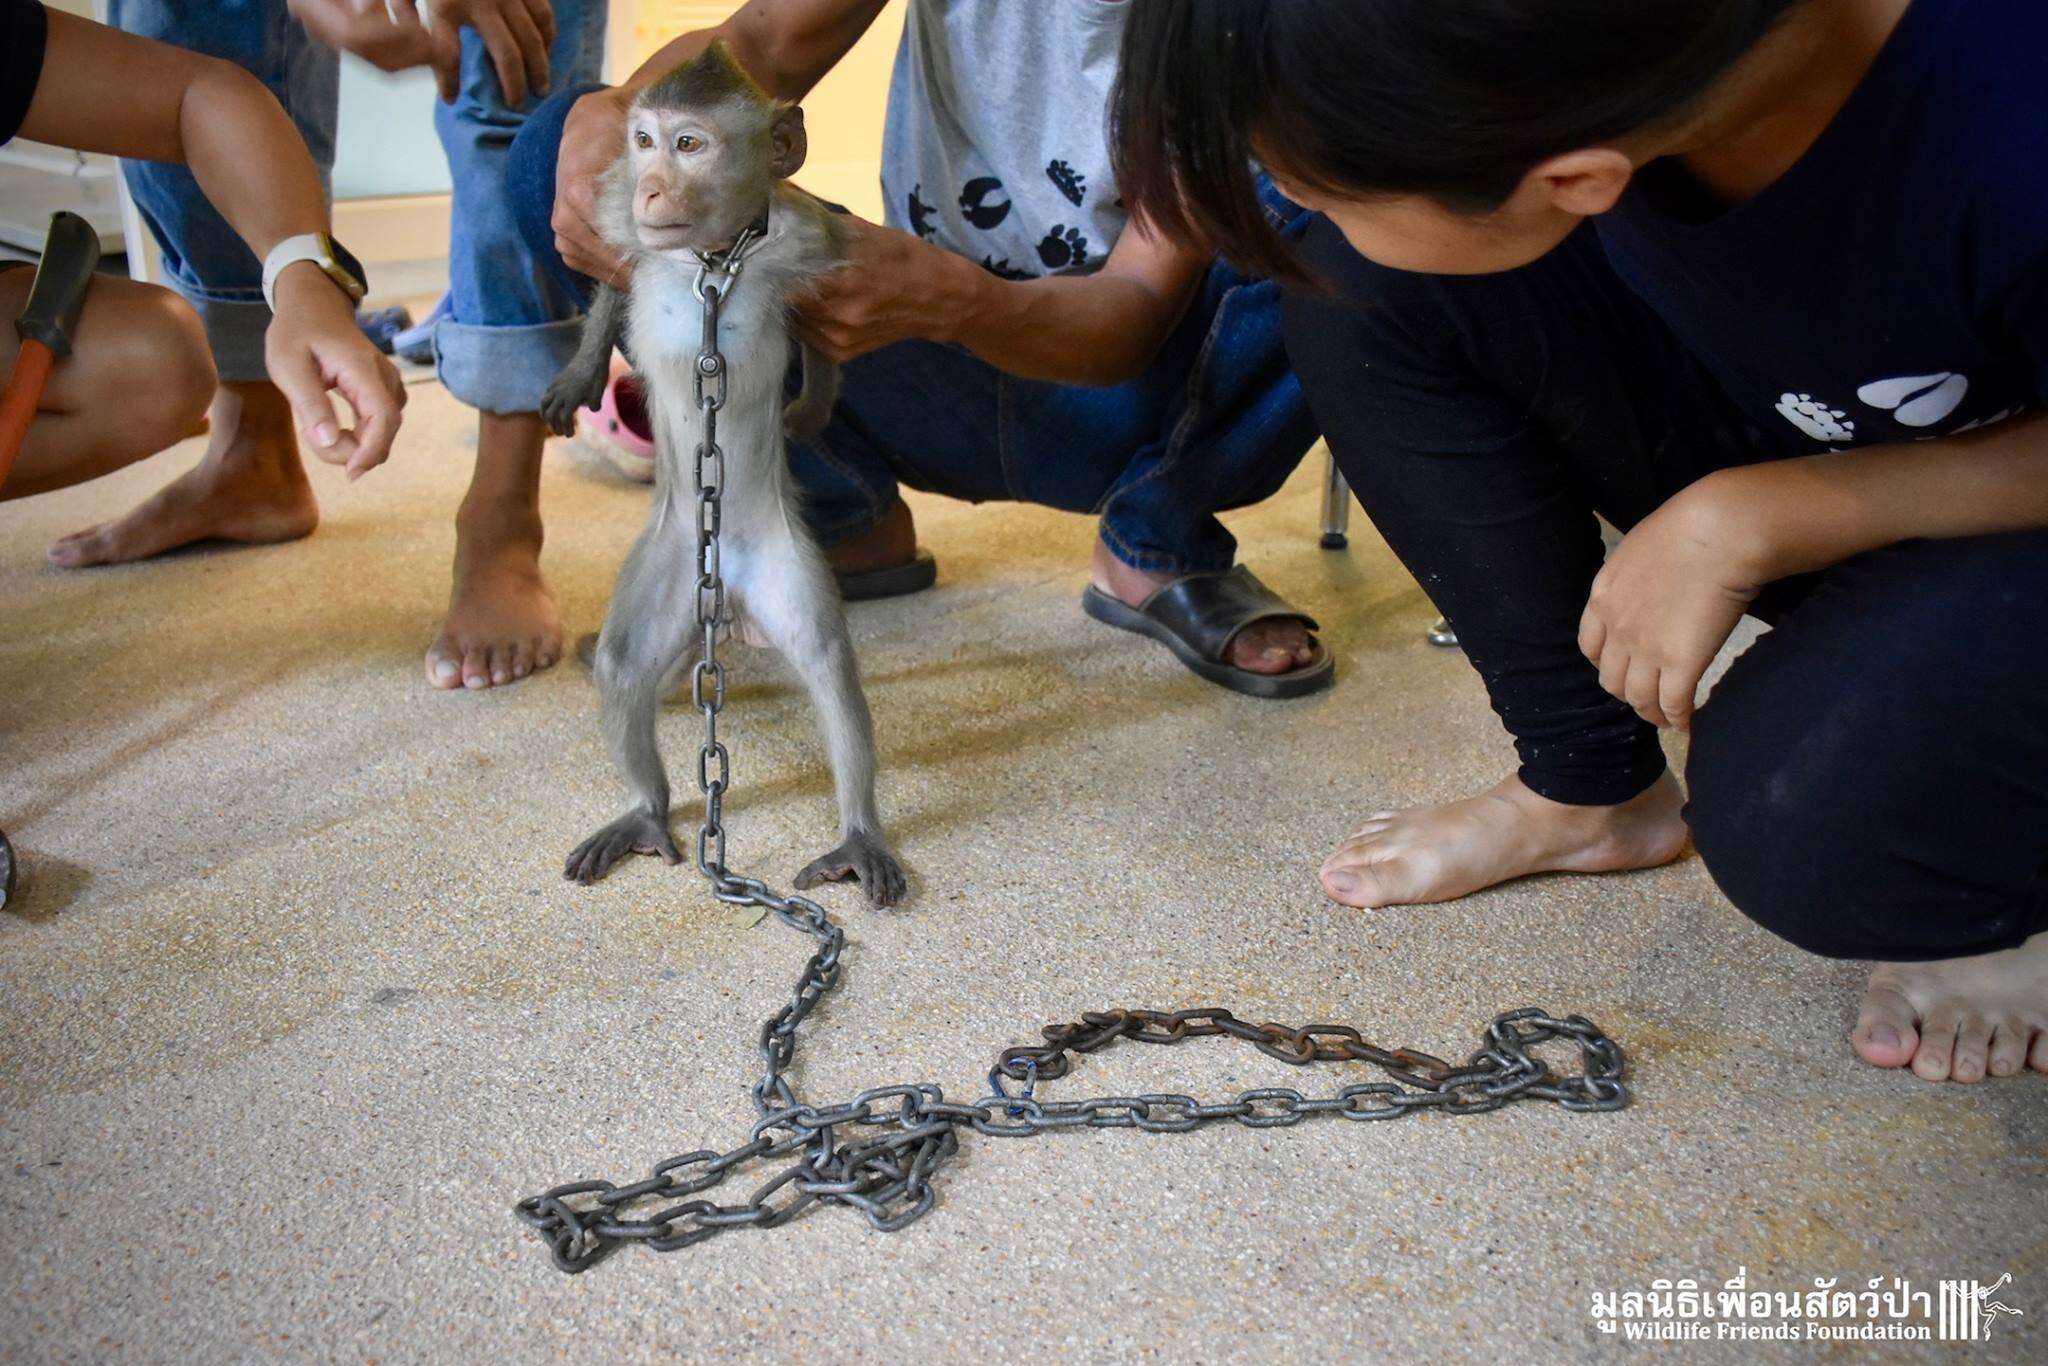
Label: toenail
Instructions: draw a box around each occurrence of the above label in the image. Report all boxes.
[1868,1025,1900,1049]
[435,661,458,680]
[1326,873,1359,898]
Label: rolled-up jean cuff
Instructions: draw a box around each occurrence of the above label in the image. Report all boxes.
[433,316,586,414]
[185,292,272,385]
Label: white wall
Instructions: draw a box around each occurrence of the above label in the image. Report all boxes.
[333,60,452,200]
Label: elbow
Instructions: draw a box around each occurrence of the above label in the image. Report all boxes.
[192,52,271,108]
[182,53,281,144]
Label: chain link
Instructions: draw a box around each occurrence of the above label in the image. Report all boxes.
[514,253,1632,1275]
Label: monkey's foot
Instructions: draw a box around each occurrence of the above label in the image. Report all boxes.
[564,809,683,885]
[795,833,908,908]
[427,532,564,691]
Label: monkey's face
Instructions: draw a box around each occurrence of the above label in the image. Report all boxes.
[624,95,807,256]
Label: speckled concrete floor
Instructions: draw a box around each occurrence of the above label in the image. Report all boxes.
[1,380,2041,1364]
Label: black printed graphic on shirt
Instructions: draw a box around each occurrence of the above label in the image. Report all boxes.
[958,177,1013,230]
[1036,226,1090,271]
[907,184,937,240]
[979,256,1037,281]
[1046,159,1086,207]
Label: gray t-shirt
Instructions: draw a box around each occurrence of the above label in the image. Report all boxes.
[880,0,1129,280]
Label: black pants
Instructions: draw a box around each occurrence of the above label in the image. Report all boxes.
[1283,219,2048,962]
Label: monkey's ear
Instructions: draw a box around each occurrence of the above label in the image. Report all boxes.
[769,104,809,180]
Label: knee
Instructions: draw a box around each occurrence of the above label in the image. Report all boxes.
[507,84,605,256]
[92,282,215,451]
[137,287,215,437]
[591,629,632,690]
[1685,737,1860,957]
[1685,706,1998,961]
[591,623,668,697]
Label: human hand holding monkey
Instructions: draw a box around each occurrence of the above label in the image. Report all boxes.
[552,85,638,282]
[792,216,979,363]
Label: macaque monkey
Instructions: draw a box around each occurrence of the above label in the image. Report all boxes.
[546,43,905,906]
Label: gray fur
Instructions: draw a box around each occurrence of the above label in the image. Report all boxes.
[783,340,841,440]
[561,185,905,906]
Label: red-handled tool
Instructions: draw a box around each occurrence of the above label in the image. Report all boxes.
[0,210,102,494]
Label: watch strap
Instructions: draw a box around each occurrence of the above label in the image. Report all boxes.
[261,233,367,312]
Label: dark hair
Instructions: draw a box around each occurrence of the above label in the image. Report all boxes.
[1110,0,1803,279]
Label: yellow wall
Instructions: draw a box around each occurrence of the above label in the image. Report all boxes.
[630,1,903,219]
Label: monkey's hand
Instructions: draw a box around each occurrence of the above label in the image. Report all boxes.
[564,808,682,886]
[540,354,610,438]
[783,342,840,442]
[795,831,908,909]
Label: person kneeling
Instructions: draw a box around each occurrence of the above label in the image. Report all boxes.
[1,1,401,507]
[1112,0,2048,1083]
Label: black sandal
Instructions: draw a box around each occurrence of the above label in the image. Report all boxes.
[1081,565,1335,699]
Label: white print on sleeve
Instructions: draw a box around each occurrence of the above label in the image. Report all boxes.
[1857,371,1971,427]
[1776,392,1857,443]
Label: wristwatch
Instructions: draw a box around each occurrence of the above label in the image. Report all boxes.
[261,233,368,313]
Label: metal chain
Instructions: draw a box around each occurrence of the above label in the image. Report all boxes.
[514,256,1632,1275]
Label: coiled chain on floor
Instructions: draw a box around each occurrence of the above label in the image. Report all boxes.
[513,254,1632,1275]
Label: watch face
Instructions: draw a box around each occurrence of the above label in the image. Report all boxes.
[323,235,369,302]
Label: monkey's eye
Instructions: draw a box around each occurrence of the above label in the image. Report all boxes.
[674,134,703,154]
[633,129,653,150]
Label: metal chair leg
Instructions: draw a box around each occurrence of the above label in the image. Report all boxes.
[1317,451,1457,647]
[1319,452,1351,549]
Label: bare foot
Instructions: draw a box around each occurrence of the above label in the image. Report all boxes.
[427,515,563,690]
[1090,539,1316,676]
[1321,771,1690,908]
[1851,935,2048,1082]
[825,496,917,576]
[426,412,562,691]
[47,383,316,567]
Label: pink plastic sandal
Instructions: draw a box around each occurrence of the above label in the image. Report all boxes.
[581,360,655,483]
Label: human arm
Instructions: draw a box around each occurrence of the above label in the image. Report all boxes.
[552,0,890,279]
[1580,412,2048,729]
[792,212,1209,386]
[21,9,404,475]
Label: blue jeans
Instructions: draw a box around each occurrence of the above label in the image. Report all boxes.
[507,88,1319,573]
[111,0,335,383]
[112,0,605,412]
